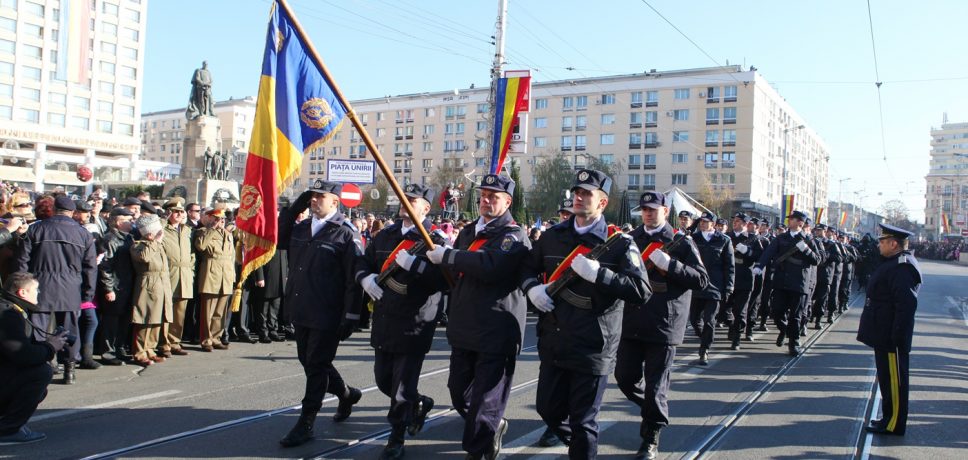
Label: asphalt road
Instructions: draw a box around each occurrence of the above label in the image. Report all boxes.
[3,260,965,459]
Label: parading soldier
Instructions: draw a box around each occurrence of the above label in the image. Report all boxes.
[423,174,530,460]
[742,217,768,340]
[825,226,845,326]
[753,218,775,332]
[838,231,859,314]
[810,224,839,329]
[857,224,921,437]
[725,212,766,349]
[520,170,650,459]
[614,191,708,460]
[356,183,449,460]
[798,218,825,337]
[276,180,366,448]
[688,211,735,365]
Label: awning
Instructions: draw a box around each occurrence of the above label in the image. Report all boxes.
[0,166,37,183]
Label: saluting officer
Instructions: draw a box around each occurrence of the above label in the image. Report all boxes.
[857,224,921,436]
[825,226,845,327]
[615,191,708,460]
[521,170,650,458]
[424,174,530,460]
[689,211,734,364]
[753,211,821,356]
[277,180,365,448]
[357,183,449,460]
[725,212,765,349]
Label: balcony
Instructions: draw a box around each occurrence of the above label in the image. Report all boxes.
[561,146,573,151]
[561,126,573,132]
[707,97,720,104]
[706,119,719,125]
[723,141,736,147]
[705,162,718,169]
[630,102,643,108]
[575,125,586,131]
[724,96,737,103]
[705,141,719,147]
[646,101,658,107]
[644,142,660,149]
[627,185,640,190]
[722,161,735,168]
[643,164,656,170]
[629,123,642,129]
[645,122,657,128]
[629,143,642,149]
[575,145,586,151]
[628,163,641,170]
[723,118,736,125]
[642,185,656,191]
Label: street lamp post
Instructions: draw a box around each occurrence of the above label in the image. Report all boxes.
[781,124,805,216]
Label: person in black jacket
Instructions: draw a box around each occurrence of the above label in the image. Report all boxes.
[424,174,530,460]
[798,218,824,337]
[520,170,650,459]
[689,211,735,364]
[857,224,920,437]
[809,224,837,329]
[753,218,776,331]
[247,222,287,343]
[742,218,767,340]
[615,191,708,460]
[838,231,858,314]
[0,272,67,445]
[725,213,765,349]
[753,210,821,356]
[356,184,448,459]
[276,180,365,448]
[96,208,135,365]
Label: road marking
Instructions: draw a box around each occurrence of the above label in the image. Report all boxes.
[31,390,182,422]
[859,386,880,460]
[946,296,968,327]
[499,420,617,458]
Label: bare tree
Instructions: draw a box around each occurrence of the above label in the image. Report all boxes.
[880,199,918,231]
[529,150,575,219]
[696,173,735,218]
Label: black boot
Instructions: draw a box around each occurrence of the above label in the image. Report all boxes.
[279,411,316,447]
[408,395,434,436]
[333,387,362,422]
[380,425,406,459]
[635,424,661,460]
[775,331,785,347]
[62,362,76,385]
[537,427,560,447]
[79,344,102,369]
[483,418,508,460]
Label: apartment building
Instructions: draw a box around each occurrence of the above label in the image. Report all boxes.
[924,122,968,237]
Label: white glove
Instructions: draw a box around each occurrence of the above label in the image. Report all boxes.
[426,245,447,264]
[735,243,748,255]
[570,254,600,283]
[796,241,809,252]
[527,284,556,313]
[361,273,383,301]
[395,250,416,271]
[751,266,764,276]
[648,250,671,271]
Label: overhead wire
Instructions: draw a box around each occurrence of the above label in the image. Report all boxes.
[864,0,902,195]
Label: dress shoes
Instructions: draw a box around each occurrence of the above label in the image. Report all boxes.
[149,355,166,363]
[333,387,362,422]
[170,348,190,356]
[212,343,229,350]
[484,418,508,460]
[537,428,560,447]
[408,396,434,436]
[279,412,316,447]
[201,345,214,352]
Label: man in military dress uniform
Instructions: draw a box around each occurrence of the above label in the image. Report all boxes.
[689,211,734,364]
[810,224,839,329]
[356,183,449,459]
[424,174,530,460]
[824,226,845,327]
[857,224,921,436]
[557,198,574,222]
[277,180,365,447]
[676,210,694,233]
[742,217,767,340]
[615,191,708,460]
[753,218,776,332]
[753,211,821,356]
[725,212,765,349]
[838,231,859,314]
[520,170,650,458]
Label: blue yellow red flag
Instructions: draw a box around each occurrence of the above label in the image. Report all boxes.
[489,75,530,174]
[781,194,796,225]
[814,207,825,224]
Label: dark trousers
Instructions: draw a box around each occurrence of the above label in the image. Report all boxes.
[826,273,841,316]
[448,347,515,456]
[727,289,752,343]
[294,325,349,414]
[689,298,719,349]
[771,289,805,347]
[251,297,281,338]
[79,308,99,348]
[224,289,251,341]
[746,277,763,335]
[97,312,129,359]
[874,347,909,434]
[374,350,426,428]
[0,364,53,435]
[811,280,831,319]
[838,270,853,308]
[535,363,608,459]
[29,311,80,363]
[614,340,676,431]
[182,298,199,343]
[758,275,774,325]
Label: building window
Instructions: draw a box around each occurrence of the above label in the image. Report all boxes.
[562,96,574,110]
[643,153,656,167]
[0,82,10,98]
[629,133,642,147]
[535,98,548,109]
[628,174,640,187]
[561,116,573,130]
[121,85,136,98]
[120,65,136,79]
[643,174,656,187]
[102,2,119,15]
[477,103,488,113]
[575,135,587,149]
[23,44,42,59]
[674,88,690,99]
[0,17,16,33]
[705,152,718,167]
[722,151,736,167]
[100,61,116,74]
[673,131,689,142]
[376,112,385,121]
[534,136,547,147]
[721,173,735,184]
[19,108,39,123]
[125,8,141,22]
[630,91,643,106]
[98,100,113,114]
[671,173,688,185]
[673,109,688,121]
[0,105,11,120]
[600,134,615,145]
[575,115,587,130]
[24,1,43,17]
[724,85,738,102]
[72,116,89,128]
[21,87,40,102]
[0,38,12,54]
[98,120,112,133]
[119,123,133,135]
[628,154,641,169]
[644,132,658,146]
[422,141,432,152]
[123,27,139,42]
[48,112,65,126]
[706,86,721,103]
[723,107,737,124]
[646,91,658,106]
[73,96,90,110]
[576,95,588,109]
[599,153,614,164]
[723,129,736,146]
[600,113,615,125]
[645,111,658,127]
[671,152,688,164]
[476,121,486,132]
[0,62,11,77]
[630,112,643,126]
[600,94,615,105]
[102,22,118,36]
[22,66,42,81]
[705,130,719,146]
[706,107,720,124]
[99,81,115,94]
[534,117,547,128]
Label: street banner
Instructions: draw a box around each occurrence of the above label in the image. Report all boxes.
[489,73,531,174]
[839,211,848,227]
[815,207,825,225]
[781,194,795,226]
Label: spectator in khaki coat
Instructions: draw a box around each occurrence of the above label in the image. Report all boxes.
[129,214,173,367]
[159,197,194,357]
[194,207,236,352]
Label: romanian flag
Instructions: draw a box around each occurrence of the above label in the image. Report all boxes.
[781,194,796,225]
[941,213,951,234]
[839,211,848,227]
[814,207,825,225]
[489,74,531,174]
[235,1,347,292]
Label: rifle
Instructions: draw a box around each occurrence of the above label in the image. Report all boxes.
[774,232,807,265]
[645,220,699,272]
[546,231,625,298]
[376,240,429,286]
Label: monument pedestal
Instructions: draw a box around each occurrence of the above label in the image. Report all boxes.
[163,178,239,209]
[163,115,237,207]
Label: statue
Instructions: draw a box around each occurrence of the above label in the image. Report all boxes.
[186,61,214,120]
[203,147,215,179]
[221,150,233,180]
[210,149,223,180]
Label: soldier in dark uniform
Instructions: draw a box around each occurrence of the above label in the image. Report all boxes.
[520,170,650,459]
[754,218,775,331]
[557,198,574,221]
[742,217,767,340]
[810,224,838,329]
[96,208,135,365]
[838,231,858,313]
[753,211,821,356]
[857,224,921,436]
[798,218,824,337]
[825,226,845,327]
[276,180,365,448]
[356,184,448,459]
[424,174,530,460]
[689,211,734,364]
[615,191,708,460]
[725,212,765,349]
[676,210,694,233]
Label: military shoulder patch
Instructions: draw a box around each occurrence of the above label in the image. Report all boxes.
[501,234,518,251]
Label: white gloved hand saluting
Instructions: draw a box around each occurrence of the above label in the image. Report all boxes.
[648,250,671,271]
[361,273,383,301]
[395,250,416,271]
[795,241,809,252]
[735,243,748,255]
[527,284,556,313]
[570,254,601,283]
[426,245,447,264]
[751,266,764,276]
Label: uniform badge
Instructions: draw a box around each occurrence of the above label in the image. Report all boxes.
[501,234,517,251]
[313,179,324,189]
[485,175,496,184]
[238,184,263,220]
[578,171,590,181]
[406,184,415,193]
[300,97,335,129]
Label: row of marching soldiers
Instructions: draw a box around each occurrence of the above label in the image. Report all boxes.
[272,168,864,460]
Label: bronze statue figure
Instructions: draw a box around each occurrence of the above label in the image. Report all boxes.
[186,61,214,120]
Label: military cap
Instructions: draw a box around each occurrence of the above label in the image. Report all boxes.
[633,191,666,211]
[571,169,612,195]
[732,212,750,223]
[878,223,912,240]
[804,217,813,226]
[122,197,142,207]
[478,174,515,196]
[786,210,808,221]
[163,197,186,211]
[699,211,716,222]
[140,199,158,215]
[827,226,838,233]
[558,198,575,213]
[205,207,226,218]
[749,217,761,225]
[715,218,728,226]
[54,195,76,211]
[109,207,134,217]
[403,183,434,203]
[74,200,93,212]
[136,214,163,236]
[815,223,828,230]
[678,210,695,219]
[278,196,291,208]
[308,179,342,196]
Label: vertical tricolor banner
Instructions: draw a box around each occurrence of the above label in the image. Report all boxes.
[489,72,531,174]
[839,211,848,227]
[941,213,951,234]
[814,207,825,225]
[781,194,796,225]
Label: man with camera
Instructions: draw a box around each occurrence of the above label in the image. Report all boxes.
[0,272,69,445]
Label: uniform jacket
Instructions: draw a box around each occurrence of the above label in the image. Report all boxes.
[692,230,735,300]
[0,292,56,377]
[520,216,651,376]
[246,246,288,300]
[278,211,363,331]
[162,223,195,299]
[440,211,530,356]
[816,237,840,285]
[623,223,708,345]
[756,231,821,294]
[97,228,134,316]
[17,215,97,312]
[857,251,921,353]
[727,230,765,292]
[130,238,174,325]
[805,235,824,293]
[194,226,236,295]
[357,218,448,354]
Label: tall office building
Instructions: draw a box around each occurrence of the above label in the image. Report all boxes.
[0,0,153,192]
[925,122,968,237]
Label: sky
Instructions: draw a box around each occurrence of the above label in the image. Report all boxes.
[142,0,968,223]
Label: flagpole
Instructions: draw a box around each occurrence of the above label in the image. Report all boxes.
[275,0,439,255]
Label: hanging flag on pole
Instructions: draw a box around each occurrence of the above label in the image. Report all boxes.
[781,194,796,225]
[489,71,531,174]
[941,213,951,234]
[814,207,825,225]
[839,210,848,227]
